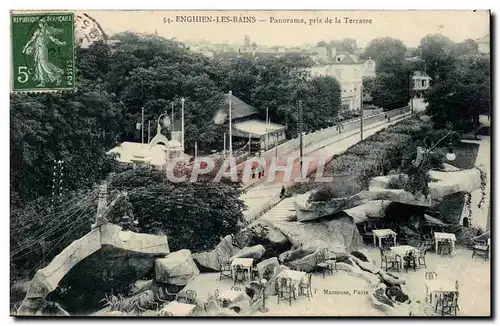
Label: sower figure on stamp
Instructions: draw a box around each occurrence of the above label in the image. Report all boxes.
[22,18,66,87]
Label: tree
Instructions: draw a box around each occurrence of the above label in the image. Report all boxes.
[227,55,339,137]
[418,34,456,83]
[330,38,358,54]
[316,41,328,48]
[425,55,490,131]
[363,37,407,73]
[362,38,410,109]
[108,168,245,252]
[10,90,119,207]
[452,39,479,57]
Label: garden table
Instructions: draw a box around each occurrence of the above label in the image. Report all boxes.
[373,229,397,247]
[159,301,197,316]
[434,232,456,254]
[425,279,458,304]
[218,289,245,308]
[390,245,419,268]
[230,258,254,281]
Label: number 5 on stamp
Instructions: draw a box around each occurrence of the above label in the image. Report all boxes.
[11,12,75,92]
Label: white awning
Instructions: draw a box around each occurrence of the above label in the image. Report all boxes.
[233,119,285,137]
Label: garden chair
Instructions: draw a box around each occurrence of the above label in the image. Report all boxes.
[158,285,179,301]
[277,277,294,306]
[471,239,489,260]
[325,251,338,273]
[424,271,438,280]
[233,264,247,284]
[177,290,197,305]
[218,257,232,281]
[298,273,313,300]
[403,250,417,272]
[435,291,459,316]
[380,248,399,272]
[315,249,332,278]
[417,243,427,268]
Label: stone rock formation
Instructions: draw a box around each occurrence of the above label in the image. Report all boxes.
[155,249,200,286]
[229,245,266,262]
[295,168,483,222]
[16,223,169,316]
[255,257,280,281]
[269,214,363,255]
[234,221,291,258]
[192,235,241,272]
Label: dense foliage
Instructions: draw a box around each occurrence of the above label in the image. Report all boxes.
[227,56,341,137]
[307,118,452,202]
[361,37,412,109]
[107,168,245,252]
[11,167,245,281]
[425,55,490,131]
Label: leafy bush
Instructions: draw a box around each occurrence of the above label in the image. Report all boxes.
[310,117,453,202]
[387,174,408,189]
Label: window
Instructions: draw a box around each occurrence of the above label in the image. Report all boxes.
[336,56,342,63]
[421,80,426,87]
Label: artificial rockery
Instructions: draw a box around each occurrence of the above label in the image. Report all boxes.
[14,117,486,317]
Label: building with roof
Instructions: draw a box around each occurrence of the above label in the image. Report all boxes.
[410,71,432,112]
[107,126,190,170]
[476,34,490,55]
[213,94,286,151]
[360,57,376,78]
[308,48,363,113]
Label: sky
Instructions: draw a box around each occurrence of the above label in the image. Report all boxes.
[86,10,489,48]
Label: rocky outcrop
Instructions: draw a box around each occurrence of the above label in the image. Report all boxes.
[286,251,318,273]
[234,221,291,258]
[17,223,169,316]
[192,235,241,272]
[229,245,266,262]
[344,200,392,223]
[155,249,200,286]
[269,214,363,255]
[255,257,279,281]
[295,168,483,222]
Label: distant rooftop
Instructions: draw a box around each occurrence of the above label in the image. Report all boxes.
[213,94,259,124]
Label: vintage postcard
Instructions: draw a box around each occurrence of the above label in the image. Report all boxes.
[10,10,491,317]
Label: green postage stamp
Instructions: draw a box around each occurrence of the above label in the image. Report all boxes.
[11,12,75,92]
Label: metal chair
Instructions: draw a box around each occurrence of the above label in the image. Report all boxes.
[315,249,332,278]
[277,277,294,306]
[325,251,338,273]
[472,240,489,260]
[233,264,247,284]
[417,243,427,268]
[435,291,459,316]
[403,250,417,272]
[425,271,438,280]
[380,248,399,272]
[298,273,313,300]
[438,239,453,256]
[177,289,197,305]
[218,257,232,281]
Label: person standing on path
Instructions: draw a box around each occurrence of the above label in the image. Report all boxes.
[280,185,286,198]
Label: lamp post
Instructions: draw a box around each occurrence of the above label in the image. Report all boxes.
[228,91,233,158]
[157,112,171,134]
[297,100,304,179]
[259,279,268,313]
[181,98,185,152]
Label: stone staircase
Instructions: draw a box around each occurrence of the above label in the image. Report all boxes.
[260,197,297,222]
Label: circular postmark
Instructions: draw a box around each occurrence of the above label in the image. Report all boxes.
[74,13,107,48]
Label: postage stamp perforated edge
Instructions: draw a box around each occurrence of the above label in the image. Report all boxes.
[10,11,76,93]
